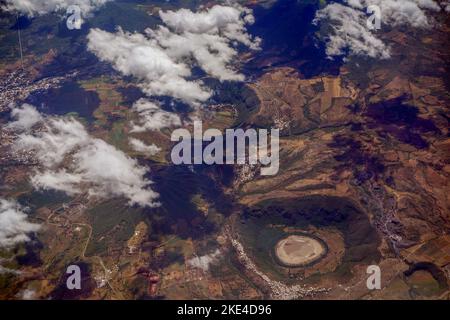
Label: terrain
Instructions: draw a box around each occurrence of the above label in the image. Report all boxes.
[0,0,449,300]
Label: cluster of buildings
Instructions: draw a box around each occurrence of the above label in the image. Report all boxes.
[0,57,83,112]
[0,68,67,112]
[230,238,329,299]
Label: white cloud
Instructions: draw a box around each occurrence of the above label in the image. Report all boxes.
[314,3,391,59]
[3,0,111,19]
[130,98,181,132]
[14,116,90,167]
[30,169,83,195]
[159,4,260,50]
[11,104,159,207]
[314,0,442,59]
[87,4,259,106]
[75,139,159,205]
[87,28,211,107]
[129,138,161,156]
[0,198,40,248]
[187,249,221,272]
[7,104,43,132]
[347,0,440,27]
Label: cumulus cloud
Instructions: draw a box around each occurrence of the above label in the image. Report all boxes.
[87,4,259,106]
[10,104,159,207]
[160,5,256,38]
[314,0,442,59]
[347,0,440,27]
[7,103,43,131]
[129,138,161,157]
[314,3,391,59]
[87,28,211,106]
[14,116,90,166]
[0,198,40,248]
[3,0,111,21]
[187,249,221,272]
[31,170,83,195]
[130,99,181,132]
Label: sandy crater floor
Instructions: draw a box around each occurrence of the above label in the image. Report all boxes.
[275,235,326,267]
